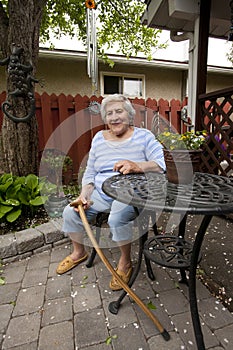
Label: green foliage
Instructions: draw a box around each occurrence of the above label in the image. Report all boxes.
[0,260,5,286]
[147,300,157,310]
[105,334,117,345]
[0,173,55,223]
[38,0,166,60]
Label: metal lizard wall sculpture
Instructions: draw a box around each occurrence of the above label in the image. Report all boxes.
[0,44,38,123]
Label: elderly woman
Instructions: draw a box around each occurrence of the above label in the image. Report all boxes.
[56,94,165,290]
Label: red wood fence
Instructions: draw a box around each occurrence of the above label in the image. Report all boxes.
[0,92,188,176]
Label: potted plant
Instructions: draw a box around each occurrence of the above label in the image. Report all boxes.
[156,130,207,184]
[40,150,73,217]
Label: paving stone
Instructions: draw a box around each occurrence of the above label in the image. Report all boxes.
[37,221,64,243]
[96,273,115,300]
[82,343,112,350]
[33,244,52,254]
[73,282,101,313]
[109,323,149,350]
[4,342,38,350]
[46,275,71,299]
[171,310,219,349]
[48,261,60,277]
[74,309,109,348]
[38,321,74,350]
[0,334,3,346]
[0,283,20,305]
[1,312,41,349]
[13,285,45,316]
[1,216,233,350]
[26,252,50,270]
[0,304,13,333]
[53,237,70,247]
[181,277,212,301]
[133,297,174,339]
[214,323,233,350]
[158,288,190,315]
[148,331,185,350]
[3,251,32,263]
[50,244,71,263]
[41,297,72,326]
[103,297,138,329]
[0,234,17,258]
[199,297,233,330]
[147,265,176,292]
[2,265,26,284]
[130,275,157,300]
[3,258,28,269]
[15,228,44,254]
[22,267,48,287]
[93,258,113,277]
[72,261,97,284]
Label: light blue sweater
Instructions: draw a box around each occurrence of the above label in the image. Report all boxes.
[82,127,165,201]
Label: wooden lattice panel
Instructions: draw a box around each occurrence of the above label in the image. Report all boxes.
[199,88,233,177]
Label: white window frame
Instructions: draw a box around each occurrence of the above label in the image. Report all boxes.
[100,71,145,99]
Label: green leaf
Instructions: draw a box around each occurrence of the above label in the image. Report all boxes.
[0,178,13,192]
[0,204,13,214]
[6,209,22,223]
[30,196,48,206]
[147,301,157,310]
[25,174,39,190]
[105,336,112,345]
[0,277,5,285]
[3,199,20,206]
[6,184,22,199]
[18,190,30,205]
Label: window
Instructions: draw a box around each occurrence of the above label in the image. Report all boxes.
[100,72,145,98]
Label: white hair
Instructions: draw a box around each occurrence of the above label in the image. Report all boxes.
[100,94,136,125]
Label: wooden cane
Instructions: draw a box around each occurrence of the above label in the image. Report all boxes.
[77,203,170,340]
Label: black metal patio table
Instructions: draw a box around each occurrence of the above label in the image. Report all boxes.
[102,171,233,350]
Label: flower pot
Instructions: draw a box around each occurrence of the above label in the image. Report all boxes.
[163,149,201,184]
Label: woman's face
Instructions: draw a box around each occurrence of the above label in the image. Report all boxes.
[105,101,130,136]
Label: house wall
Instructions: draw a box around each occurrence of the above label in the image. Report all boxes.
[206,72,233,92]
[0,53,232,100]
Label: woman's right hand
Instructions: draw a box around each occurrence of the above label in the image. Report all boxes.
[70,183,94,211]
[70,196,93,212]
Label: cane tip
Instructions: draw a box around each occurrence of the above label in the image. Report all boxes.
[161,329,170,341]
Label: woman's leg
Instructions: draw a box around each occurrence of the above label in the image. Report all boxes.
[117,240,132,273]
[57,190,112,273]
[108,201,136,276]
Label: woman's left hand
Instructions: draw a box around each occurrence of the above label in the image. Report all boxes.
[113,160,142,174]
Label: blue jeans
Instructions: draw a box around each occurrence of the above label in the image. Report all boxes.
[62,189,137,242]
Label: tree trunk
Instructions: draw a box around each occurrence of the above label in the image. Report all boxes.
[0,0,46,176]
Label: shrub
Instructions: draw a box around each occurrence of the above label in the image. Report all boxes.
[0,173,56,223]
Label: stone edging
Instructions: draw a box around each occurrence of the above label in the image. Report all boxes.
[0,218,70,263]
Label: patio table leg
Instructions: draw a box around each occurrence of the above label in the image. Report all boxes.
[189,215,213,350]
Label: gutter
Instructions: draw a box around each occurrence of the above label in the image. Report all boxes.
[38,47,233,74]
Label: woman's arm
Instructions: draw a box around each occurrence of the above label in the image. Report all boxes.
[113,159,162,174]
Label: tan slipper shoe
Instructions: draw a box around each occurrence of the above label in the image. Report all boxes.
[109,266,133,291]
[56,253,88,274]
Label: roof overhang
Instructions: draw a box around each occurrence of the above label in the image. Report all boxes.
[142,0,231,39]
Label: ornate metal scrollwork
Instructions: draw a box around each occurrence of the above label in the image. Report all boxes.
[0,44,38,123]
